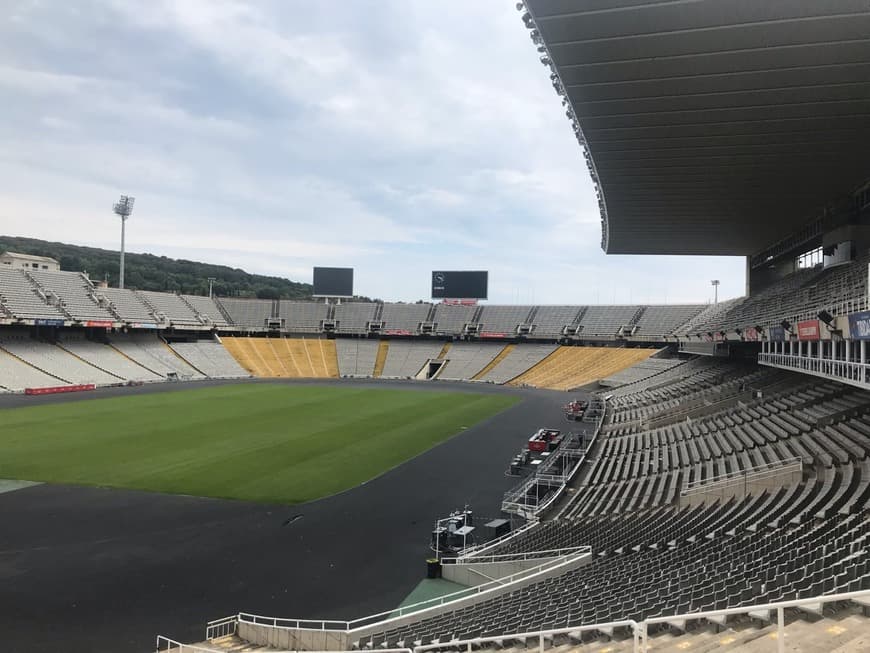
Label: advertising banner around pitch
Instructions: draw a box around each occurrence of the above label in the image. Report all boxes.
[769,326,786,342]
[743,327,760,342]
[848,310,870,340]
[797,320,821,341]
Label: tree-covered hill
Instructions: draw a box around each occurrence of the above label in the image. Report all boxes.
[0,236,312,299]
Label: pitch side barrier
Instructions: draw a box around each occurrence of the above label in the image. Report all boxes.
[199,546,592,650]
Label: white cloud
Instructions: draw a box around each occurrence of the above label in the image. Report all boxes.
[0,0,745,303]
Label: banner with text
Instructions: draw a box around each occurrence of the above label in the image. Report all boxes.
[797,319,821,341]
[848,310,870,340]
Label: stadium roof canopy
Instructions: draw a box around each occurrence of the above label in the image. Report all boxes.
[524,0,870,256]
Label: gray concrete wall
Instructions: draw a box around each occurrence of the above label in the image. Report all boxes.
[238,621,350,651]
[442,555,561,587]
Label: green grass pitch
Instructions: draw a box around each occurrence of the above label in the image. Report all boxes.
[0,384,518,504]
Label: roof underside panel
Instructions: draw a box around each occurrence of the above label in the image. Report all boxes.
[525,0,870,255]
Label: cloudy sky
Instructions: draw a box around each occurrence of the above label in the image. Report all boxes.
[1,0,744,304]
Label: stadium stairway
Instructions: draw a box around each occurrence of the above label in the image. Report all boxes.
[179,634,294,652]
[473,343,514,380]
[373,340,389,377]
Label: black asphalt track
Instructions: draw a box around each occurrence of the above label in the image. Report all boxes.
[0,379,574,653]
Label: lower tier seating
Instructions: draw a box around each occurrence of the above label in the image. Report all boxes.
[509,347,656,391]
[221,336,338,378]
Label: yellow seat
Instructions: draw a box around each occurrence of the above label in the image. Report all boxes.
[509,346,655,391]
[221,337,338,378]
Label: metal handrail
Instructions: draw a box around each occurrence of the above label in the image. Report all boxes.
[641,589,870,653]
[456,518,539,559]
[156,635,224,652]
[235,547,592,634]
[682,457,803,496]
[443,545,590,565]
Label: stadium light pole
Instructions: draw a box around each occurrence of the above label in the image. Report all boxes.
[711,279,720,305]
[113,195,135,289]
[208,277,216,299]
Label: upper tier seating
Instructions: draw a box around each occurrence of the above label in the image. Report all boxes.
[137,291,201,326]
[438,343,504,381]
[509,346,655,391]
[334,303,378,334]
[531,305,583,337]
[58,336,163,382]
[380,340,443,378]
[432,304,476,335]
[477,343,558,384]
[182,295,229,327]
[675,297,744,336]
[579,305,640,336]
[335,338,378,376]
[169,341,249,378]
[634,305,705,337]
[217,298,272,329]
[28,270,115,322]
[477,305,532,334]
[694,249,870,333]
[380,303,431,334]
[0,268,65,319]
[98,288,158,323]
[278,301,329,333]
[108,333,203,379]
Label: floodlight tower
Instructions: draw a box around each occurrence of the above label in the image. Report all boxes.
[208,277,216,299]
[113,195,135,289]
[711,279,720,305]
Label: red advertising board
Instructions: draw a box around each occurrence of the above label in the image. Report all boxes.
[742,327,760,342]
[85,320,113,328]
[797,319,821,341]
[480,332,508,339]
[25,384,96,395]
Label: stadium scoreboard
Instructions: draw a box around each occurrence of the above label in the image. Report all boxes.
[431,271,488,299]
[313,267,354,297]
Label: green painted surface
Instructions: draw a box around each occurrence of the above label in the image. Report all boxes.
[0,384,517,504]
[398,577,470,610]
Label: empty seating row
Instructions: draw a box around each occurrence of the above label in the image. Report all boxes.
[169,341,249,378]
[336,339,378,376]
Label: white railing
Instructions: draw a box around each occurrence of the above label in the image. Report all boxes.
[682,457,803,497]
[235,546,590,634]
[503,406,606,518]
[759,352,870,387]
[412,589,870,653]
[642,589,870,653]
[205,615,237,640]
[455,518,539,559]
[156,635,223,652]
[442,545,590,566]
